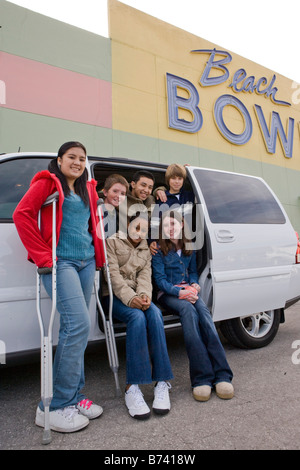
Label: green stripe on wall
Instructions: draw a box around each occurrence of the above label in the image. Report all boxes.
[0,108,113,156]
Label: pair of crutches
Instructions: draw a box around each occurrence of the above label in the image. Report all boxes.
[36,193,120,445]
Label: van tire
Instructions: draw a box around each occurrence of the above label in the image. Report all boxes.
[219,309,281,349]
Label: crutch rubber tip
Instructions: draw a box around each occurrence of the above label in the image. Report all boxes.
[42,430,52,445]
[115,388,122,398]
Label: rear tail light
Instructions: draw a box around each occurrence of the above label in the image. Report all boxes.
[296,232,300,263]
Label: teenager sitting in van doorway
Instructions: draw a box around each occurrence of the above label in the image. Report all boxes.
[152,210,234,402]
[127,170,156,219]
[99,174,129,238]
[13,141,103,433]
[99,170,156,238]
[155,163,194,207]
[102,212,173,419]
[150,163,195,255]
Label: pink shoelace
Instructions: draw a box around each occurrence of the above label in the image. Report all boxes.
[78,399,93,410]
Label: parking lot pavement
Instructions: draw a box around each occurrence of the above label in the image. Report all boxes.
[1,303,300,452]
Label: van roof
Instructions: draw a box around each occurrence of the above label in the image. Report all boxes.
[0,152,169,170]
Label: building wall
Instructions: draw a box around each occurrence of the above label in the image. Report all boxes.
[1,0,300,231]
[0,1,112,155]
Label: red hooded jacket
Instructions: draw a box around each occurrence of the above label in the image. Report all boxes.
[13,170,105,269]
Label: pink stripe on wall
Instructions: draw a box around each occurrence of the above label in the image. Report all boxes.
[0,51,112,128]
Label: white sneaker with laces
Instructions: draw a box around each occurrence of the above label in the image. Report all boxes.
[77,399,103,419]
[152,381,171,415]
[125,385,151,420]
[35,405,89,433]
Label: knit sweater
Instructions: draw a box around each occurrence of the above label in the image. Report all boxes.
[56,192,94,260]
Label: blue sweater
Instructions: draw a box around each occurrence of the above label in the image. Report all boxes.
[56,192,94,260]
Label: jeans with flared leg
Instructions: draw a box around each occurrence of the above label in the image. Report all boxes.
[159,294,233,388]
[111,295,173,385]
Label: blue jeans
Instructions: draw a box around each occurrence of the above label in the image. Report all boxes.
[41,257,95,411]
[159,295,233,388]
[111,296,173,385]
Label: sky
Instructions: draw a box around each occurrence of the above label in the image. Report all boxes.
[7,0,300,84]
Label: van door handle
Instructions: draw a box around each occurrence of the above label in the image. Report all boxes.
[215,229,235,243]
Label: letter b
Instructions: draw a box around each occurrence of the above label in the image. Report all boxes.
[166,73,203,133]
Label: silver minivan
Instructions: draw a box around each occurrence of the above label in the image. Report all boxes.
[1,152,300,365]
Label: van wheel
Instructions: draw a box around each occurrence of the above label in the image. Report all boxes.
[219,309,281,349]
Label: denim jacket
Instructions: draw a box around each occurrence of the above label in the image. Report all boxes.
[152,248,199,297]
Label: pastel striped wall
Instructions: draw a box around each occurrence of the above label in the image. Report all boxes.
[1,0,300,231]
[0,1,112,155]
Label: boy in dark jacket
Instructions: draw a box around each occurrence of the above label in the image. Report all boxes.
[155,163,194,207]
[150,164,195,254]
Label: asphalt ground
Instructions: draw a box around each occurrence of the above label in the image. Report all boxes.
[1,303,300,454]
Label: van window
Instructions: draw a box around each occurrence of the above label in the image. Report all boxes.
[0,157,51,221]
[193,169,286,224]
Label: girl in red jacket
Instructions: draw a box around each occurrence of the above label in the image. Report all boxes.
[13,141,104,434]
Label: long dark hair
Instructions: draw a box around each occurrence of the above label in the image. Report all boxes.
[48,141,89,205]
[159,210,192,256]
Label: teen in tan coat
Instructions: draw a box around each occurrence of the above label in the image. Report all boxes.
[104,213,173,420]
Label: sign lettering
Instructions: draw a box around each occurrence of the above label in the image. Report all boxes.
[166,49,295,158]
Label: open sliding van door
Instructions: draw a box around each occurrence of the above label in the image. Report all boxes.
[187,167,297,322]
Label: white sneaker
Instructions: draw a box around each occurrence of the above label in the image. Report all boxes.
[77,399,103,419]
[125,385,150,420]
[35,406,89,433]
[152,381,171,415]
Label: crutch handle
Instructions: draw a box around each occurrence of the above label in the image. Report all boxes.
[43,191,59,207]
[37,267,53,275]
